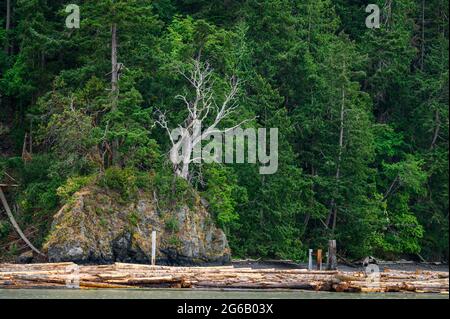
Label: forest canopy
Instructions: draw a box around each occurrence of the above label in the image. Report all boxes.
[0,0,448,262]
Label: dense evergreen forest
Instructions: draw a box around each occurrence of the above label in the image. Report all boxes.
[0,0,448,262]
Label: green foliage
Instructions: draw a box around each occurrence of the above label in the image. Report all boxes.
[0,0,448,262]
[0,221,10,240]
[98,167,138,200]
[202,164,245,228]
[11,155,63,218]
[57,175,96,203]
[128,211,140,228]
[152,169,196,209]
[164,215,179,233]
[167,235,182,248]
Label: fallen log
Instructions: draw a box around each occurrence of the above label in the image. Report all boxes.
[0,187,45,256]
[0,263,447,293]
[0,262,76,272]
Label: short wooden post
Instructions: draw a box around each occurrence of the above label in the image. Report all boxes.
[308,249,313,271]
[151,231,156,266]
[327,240,337,270]
[317,249,322,270]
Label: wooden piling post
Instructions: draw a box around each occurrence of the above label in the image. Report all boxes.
[327,240,337,270]
[151,231,156,266]
[308,249,313,271]
[317,249,322,270]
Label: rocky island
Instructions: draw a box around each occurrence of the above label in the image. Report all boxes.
[44,186,230,265]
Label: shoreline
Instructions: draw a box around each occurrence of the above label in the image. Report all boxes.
[1,288,448,299]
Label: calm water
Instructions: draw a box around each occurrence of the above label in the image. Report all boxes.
[0,289,448,299]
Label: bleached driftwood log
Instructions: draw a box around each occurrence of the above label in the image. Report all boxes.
[0,263,448,293]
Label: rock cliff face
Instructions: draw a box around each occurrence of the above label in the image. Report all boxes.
[44,187,231,265]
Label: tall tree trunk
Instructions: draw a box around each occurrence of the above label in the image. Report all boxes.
[4,0,11,54]
[111,23,119,165]
[384,0,393,27]
[111,23,119,104]
[332,84,346,231]
[430,110,440,149]
[180,139,192,180]
[327,75,346,230]
[420,0,425,70]
[303,166,315,230]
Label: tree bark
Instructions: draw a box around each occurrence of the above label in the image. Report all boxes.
[332,85,345,231]
[303,166,315,230]
[327,240,337,270]
[326,80,346,230]
[430,109,440,149]
[383,175,399,201]
[180,142,192,180]
[111,23,119,165]
[4,0,11,54]
[111,23,119,103]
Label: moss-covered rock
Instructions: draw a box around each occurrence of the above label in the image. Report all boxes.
[44,186,231,265]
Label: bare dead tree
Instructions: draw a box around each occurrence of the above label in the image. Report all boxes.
[156,57,252,180]
[326,60,347,231]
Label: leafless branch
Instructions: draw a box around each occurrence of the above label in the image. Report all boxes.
[154,56,251,180]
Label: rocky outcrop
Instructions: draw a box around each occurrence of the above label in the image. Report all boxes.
[16,250,34,264]
[44,187,231,265]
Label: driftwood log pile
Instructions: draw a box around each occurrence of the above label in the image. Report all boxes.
[0,262,448,293]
